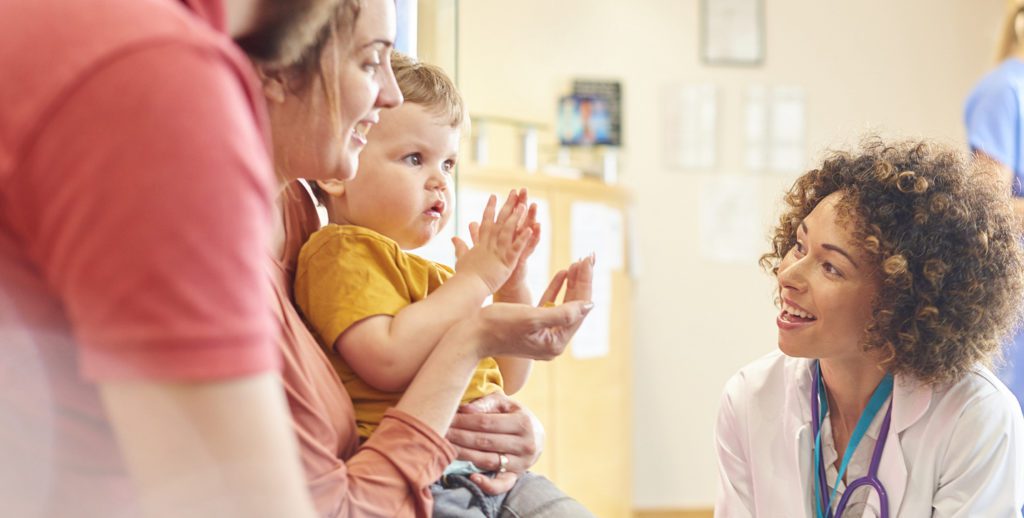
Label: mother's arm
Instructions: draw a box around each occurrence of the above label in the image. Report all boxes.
[279,185,593,514]
[446,255,595,494]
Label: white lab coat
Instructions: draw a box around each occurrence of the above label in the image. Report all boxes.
[714,351,1024,517]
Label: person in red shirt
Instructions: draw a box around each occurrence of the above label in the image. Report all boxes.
[0,1,342,517]
[255,1,595,515]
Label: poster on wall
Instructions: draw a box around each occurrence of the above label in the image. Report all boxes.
[744,85,805,174]
[559,80,622,147]
[701,0,765,66]
[664,83,718,171]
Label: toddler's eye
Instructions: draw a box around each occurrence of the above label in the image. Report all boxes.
[442,159,456,173]
[403,153,422,166]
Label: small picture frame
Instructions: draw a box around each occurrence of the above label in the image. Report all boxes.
[557,94,616,147]
[700,0,765,66]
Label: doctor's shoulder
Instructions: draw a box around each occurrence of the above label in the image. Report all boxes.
[720,351,806,406]
[926,366,1024,428]
[906,366,1024,465]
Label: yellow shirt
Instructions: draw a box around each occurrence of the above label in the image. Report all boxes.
[294,224,502,439]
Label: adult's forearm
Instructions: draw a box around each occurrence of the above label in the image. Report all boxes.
[100,373,316,518]
[393,322,482,435]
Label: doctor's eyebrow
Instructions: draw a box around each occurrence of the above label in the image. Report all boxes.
[800,221,860,269]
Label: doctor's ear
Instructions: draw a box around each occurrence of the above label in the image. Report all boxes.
[314,179,346,198]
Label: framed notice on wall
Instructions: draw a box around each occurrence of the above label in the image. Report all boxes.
[701,0,765,66]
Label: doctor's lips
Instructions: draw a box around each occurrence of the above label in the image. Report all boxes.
[781,299,817,322]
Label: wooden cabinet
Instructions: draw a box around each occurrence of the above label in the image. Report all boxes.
[458,166,633,518]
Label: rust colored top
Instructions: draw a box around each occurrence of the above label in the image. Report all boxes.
[272,181,455,517]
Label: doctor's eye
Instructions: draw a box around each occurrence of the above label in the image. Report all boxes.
[793,240,806,257]
[822,262,843,278]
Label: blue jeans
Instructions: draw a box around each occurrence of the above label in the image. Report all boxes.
[431,472,595,518]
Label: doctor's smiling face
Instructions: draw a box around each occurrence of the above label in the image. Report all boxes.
[775,192,880,361]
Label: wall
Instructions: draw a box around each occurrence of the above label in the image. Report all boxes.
[450,0,1006,509]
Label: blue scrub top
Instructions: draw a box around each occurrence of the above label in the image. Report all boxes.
[965,58,1024,405]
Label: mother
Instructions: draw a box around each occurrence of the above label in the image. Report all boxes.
[252,0,594,515]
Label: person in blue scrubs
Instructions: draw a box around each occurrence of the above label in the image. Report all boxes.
[965,2,1024,410]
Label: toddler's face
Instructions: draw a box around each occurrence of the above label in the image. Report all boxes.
[334,102,459,249]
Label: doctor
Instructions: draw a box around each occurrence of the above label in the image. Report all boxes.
[715,138,1024,517]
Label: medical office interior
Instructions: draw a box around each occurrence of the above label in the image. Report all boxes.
[407,0,1021,516]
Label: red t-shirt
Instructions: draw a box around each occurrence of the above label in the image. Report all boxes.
[0,0,277,515]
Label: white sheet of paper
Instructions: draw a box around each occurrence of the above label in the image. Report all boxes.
[570,267,611,360]
[745,85,768,172]
[665,84,718,171]
[626,205,641,279]
[698,175,764,264]
[570,201,624,271]
[523,198,552,304]
[769,87,805,173]
[569,201,623,360]
[703,0,762,63]
[743,85,806,174]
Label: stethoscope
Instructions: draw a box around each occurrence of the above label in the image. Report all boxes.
[811,360,894,518]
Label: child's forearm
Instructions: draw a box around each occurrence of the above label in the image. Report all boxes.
[492,285,534,394]
[495,357,533,395]
[338,271,493,393]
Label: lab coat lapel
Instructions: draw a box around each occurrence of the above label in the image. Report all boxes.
[788,359,816,516]
[876,375,931,516]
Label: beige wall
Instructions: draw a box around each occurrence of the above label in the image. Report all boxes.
[449,0,1006,509]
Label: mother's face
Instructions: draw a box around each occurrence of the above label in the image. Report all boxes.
[263,0,402,184]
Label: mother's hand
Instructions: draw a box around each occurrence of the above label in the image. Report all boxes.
[446,392,545,494]
[471,253,595,361]
[444,255,595,494]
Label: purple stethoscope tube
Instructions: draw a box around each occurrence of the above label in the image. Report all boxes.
[811,366,893,518]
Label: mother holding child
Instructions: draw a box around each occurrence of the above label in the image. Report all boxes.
[253,0,597,516]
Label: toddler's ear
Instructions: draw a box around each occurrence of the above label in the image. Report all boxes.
[315,179,346,197]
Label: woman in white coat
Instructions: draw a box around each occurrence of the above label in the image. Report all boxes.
[715,138,1024,517]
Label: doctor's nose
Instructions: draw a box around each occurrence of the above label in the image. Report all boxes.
[777,255,808,293]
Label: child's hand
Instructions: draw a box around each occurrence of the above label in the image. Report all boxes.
[491,189,540,303]
[452,190,533,293]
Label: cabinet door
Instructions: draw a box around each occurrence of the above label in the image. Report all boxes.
[460,173,633,517]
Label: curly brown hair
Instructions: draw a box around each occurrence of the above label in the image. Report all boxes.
[762,137,1024,384]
